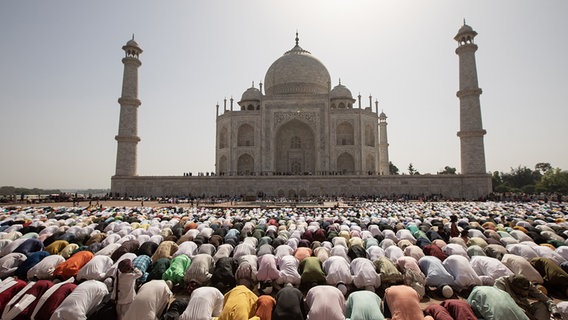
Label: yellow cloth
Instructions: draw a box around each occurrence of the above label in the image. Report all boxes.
[216,285,258,320]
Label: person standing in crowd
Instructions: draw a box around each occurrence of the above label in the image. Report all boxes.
[113,258,143,319]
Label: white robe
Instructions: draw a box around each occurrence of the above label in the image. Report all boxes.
[179,286,224,320]
[323,256,353,285]
[76,255,114,281]
[351,257,381,289]
[50,280,108,320]
[123,280,172,320]
[442,255,482,290]
[469,255,513,285]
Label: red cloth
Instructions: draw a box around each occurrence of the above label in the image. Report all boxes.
[34,283,77,320]
[440,299,477,320]
[10,280,53,320]
[52,251,94,280]
[423,244,448,261]
[294,247,312,262]
[0,279,27,314]
[450,222,459,238]
[424,304,454,320]
[314,229,327,242]
[255,295,276,320]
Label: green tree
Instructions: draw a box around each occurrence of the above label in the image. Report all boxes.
[389,161,399,175]
[535,162,552,174]
[539,168,568,193]
[438,166,457,175]
[408,163,420,175]
[0,186,16,196]
[501,166,540,190]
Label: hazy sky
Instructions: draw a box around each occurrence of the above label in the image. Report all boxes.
[1,1,567,189]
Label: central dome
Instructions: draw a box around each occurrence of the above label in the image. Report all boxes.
[264,36,331,96]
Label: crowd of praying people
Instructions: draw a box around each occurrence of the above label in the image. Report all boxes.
[0,200,567,320]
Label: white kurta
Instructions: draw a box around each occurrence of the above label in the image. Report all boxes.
[50,280,108,320]
[76,255,114,281]
[179,286,224,320]
[323,256,353,285]
[123,280,172,320]
[351,257,381,289]
[27,255,65,280]
[442,255,482,290]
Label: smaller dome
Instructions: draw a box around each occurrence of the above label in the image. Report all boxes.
[126,39,140,48]
[330,83,353,100]
[454,23,477,41]
[240,86,262,102]
[379,111,387,119]
[458,24,474,34]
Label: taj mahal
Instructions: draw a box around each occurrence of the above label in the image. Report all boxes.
[111,24,492,199]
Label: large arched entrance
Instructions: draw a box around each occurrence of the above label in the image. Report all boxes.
[275,119,316,175]
[337,152,355,174]
[237,153,254,175]
[218,155,228,174]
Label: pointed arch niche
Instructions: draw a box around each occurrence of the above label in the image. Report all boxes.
[275,119,315,174]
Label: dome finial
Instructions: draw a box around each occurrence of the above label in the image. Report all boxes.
[463,18,466,25]
[295,30,299,46]
[338,78,341,85]
[252,81,255,88]
[132,33,135,40]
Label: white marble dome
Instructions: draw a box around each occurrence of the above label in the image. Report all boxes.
[330,83,353,100]
[264,39,331,96]
[240,86,262,101]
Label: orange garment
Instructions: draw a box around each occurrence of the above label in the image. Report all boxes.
[294,247,312,262]
[513,226,528,233]
[52,251,94,280]
[385,285,433,320]
[255,295,276,320]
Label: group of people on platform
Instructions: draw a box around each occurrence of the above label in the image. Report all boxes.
[0,200,567,319]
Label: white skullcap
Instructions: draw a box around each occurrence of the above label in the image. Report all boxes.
[337,283,348,296]
[442,285,454,298]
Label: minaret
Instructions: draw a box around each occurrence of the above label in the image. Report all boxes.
[455,23,486,175]
[114,37,142,176]
[378,111,390,175]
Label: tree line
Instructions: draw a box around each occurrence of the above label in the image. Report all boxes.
[0,186,62,196]
[492,163,568,194]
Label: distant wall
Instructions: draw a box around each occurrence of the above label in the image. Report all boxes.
[111,174,492,200]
